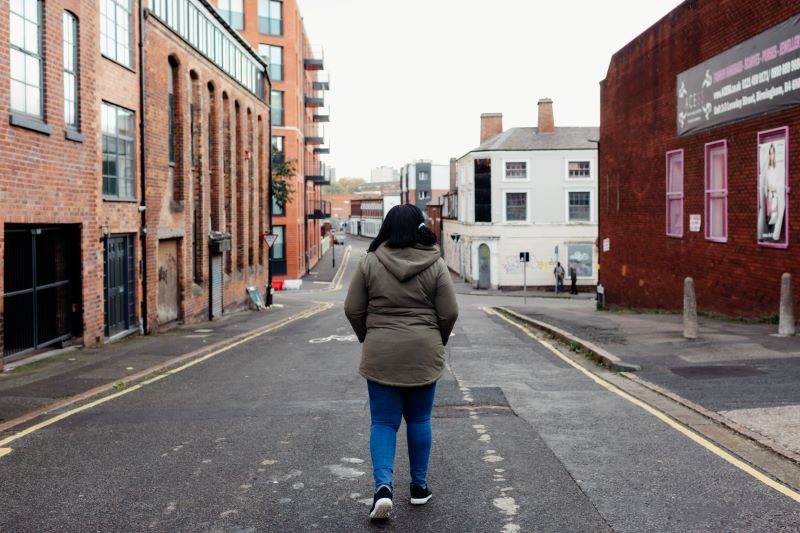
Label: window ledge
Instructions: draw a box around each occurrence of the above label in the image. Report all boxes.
[65,129,84,143]
[10,114,53,136]
[103,197,138,203]
[101,53,136,73]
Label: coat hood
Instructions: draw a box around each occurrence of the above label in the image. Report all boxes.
[374,243,441,281]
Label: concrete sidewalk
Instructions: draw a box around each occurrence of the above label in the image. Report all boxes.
[0,298,318,427]
[450,271,596,300]
[501,301,800,462]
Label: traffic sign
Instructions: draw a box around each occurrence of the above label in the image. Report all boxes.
[519,252,530,263]
[263,233,279,249]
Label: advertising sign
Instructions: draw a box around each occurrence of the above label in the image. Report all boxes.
[677,15,800,136]
[757,128,789,247]
[689,214,702,233]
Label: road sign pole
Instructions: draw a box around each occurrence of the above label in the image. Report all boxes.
[523,261,527,305]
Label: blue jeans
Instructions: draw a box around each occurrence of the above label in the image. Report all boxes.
[367,380,437,493]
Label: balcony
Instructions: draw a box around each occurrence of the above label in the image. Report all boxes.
[304,88,324,108]
[305,158,330,185]
[304,44,324,71]
[307,199,331,219]
[314,146,330,155]
[313,106,330,123]
[304,124,324,145]
[312,72,330,91]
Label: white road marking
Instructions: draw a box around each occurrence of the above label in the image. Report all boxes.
[325,465,365,479]
[309,334,358,344]
[340,457,364,464]
[493,496,519,516]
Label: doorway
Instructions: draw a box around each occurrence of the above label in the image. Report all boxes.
[158,239,180,324]
[3,226,81,360]
[210,253,223,319]
[478,243,491,290]
[105,235,137,338]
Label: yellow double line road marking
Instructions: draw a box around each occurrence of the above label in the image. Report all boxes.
[484,307,800,504]
[0,302,333,458]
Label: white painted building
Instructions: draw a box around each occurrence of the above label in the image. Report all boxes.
[444,99,599,290]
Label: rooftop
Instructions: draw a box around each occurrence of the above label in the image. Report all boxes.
[468,127,599,155]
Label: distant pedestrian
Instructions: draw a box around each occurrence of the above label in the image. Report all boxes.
[554,262,565,294]
[344,204,459,521]
[570,265,578,295]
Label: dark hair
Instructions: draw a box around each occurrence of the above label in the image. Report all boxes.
[368,204,437,252]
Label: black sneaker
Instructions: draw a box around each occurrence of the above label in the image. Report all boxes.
[369,486,393,520]
[409,484,432,505]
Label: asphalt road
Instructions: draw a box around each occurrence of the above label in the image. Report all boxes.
[1,238,798,532]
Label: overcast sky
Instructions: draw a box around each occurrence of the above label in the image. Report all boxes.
[297,0,684,178]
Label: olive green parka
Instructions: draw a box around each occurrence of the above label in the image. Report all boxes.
[344,243,459,387]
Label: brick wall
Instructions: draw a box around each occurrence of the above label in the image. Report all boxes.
[599,0,800,318]
[143,17,270,329]
[211,0,326,280]
[0,0,107,362]
[0,1,272,364]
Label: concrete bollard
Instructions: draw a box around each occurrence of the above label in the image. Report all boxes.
[778,273,795,337]
[683,277,698,340]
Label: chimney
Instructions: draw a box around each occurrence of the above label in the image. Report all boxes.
[480,113,503,144]
[537,98,555,133]
[449,157,457,192]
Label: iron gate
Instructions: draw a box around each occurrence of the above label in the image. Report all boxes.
[3,226,80,360]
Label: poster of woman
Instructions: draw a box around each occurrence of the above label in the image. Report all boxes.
[757,135,787,245]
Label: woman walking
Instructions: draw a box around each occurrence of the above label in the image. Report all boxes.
[344,204,459,520]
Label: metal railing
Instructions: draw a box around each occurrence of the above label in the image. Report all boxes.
[304,123,324,144]
[304,44,324,70]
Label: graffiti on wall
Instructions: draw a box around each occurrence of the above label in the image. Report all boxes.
[501,254,555,274]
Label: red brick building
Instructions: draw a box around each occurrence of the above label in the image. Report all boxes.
[0,0,270,367]
[209,0,330,280]
[599,0,800,318]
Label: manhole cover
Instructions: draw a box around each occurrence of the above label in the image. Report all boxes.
[670,365,765,379]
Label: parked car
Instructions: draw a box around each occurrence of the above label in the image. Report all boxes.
[333,231,347,245]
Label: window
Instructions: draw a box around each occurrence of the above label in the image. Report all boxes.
[505,192,527,222]
[666,150,684,237]
[418,190,430,200]
[258,44,283,81]
[568,161,591,178]
[259,0,282,35]
[568,244,593,278]
[217,0,244,31]
[271,90,284,127]
[474,159,492,222]
[100,0,133,67]
[418,171,429,181]
[705,140,728,242]
[568,191,591,222]
[168,62,177,163]
[272,195,285,216]
[10,0,43,117]
[271,225,286,275]
[272,135,284,164]
[504,161,527,179]
[102,103,135,200]
[63,12,79,129]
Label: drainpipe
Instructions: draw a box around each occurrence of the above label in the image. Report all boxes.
[266,74,273,307]
[138,1,148,333]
